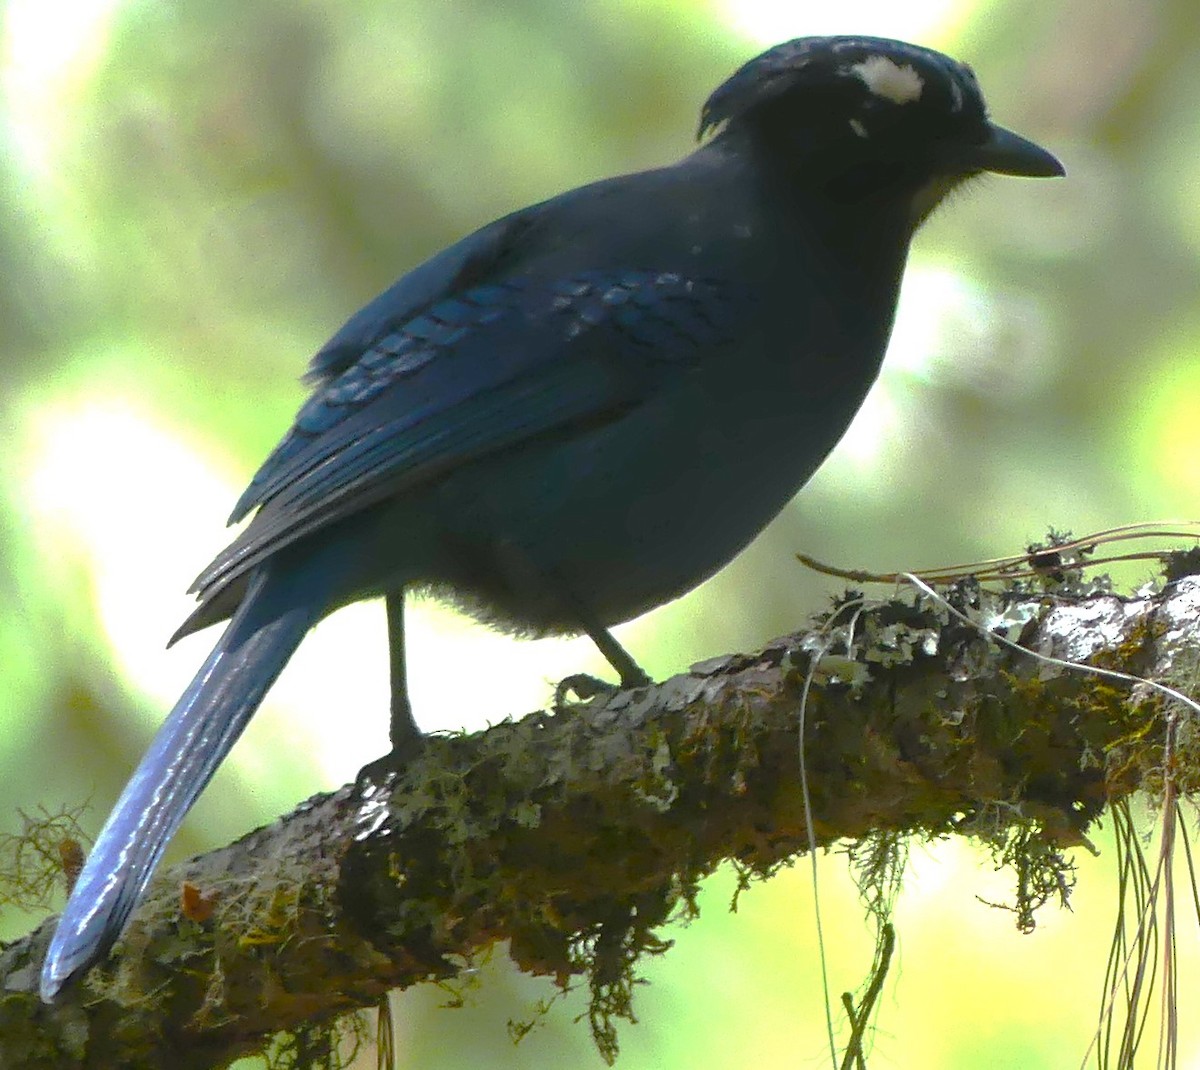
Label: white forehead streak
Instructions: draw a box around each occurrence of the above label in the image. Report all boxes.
[947,75,963,112]
[850,56,924,105]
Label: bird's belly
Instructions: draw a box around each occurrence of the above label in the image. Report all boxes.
[423,375,846,633]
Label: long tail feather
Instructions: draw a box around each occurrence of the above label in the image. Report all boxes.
[40,564,329,1001]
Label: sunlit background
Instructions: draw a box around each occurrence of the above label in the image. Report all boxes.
[2,0,1197,1066]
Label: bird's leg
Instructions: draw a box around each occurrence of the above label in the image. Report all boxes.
[555,610,652,709]
[357,589,423,785]
[581,619,651,689]
[385,589,422,751]
[492,541,653,708]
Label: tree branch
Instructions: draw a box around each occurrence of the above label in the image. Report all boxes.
[5,575,1198,1069]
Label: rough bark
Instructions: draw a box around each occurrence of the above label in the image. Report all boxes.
[4,573,1199,1069]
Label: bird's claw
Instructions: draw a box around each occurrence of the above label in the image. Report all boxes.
[355,730,426,789]
[554,673,620,709]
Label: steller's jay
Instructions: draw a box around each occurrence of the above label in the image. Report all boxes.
[40,36,1063,1000]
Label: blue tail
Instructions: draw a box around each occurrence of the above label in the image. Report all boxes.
[40,562,332,1001]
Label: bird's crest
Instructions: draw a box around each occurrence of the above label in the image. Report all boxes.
[698,36,985,140]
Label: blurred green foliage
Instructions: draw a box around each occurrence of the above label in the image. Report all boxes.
[2,0,1199,1066]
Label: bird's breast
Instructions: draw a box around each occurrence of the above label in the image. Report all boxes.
[423,298,888,633]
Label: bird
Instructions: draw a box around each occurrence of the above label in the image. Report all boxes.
[40,35,1063,1001]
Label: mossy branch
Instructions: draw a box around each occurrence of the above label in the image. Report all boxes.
[4,575,1199,1070]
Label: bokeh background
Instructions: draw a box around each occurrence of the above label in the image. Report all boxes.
[2,0,1197,1066]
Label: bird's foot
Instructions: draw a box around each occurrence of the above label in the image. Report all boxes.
[555,672,618,708]
[554,669,651,711]
[355,730,426,789]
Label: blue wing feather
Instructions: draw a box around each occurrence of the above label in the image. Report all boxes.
[302,210,537,388]
[230,280,531,522]
[197,271,732,607]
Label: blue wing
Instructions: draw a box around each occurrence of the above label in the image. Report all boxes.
[300,210,538,389]
[187,269,732,612]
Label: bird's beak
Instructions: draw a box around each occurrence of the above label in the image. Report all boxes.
[965,123,1065,178]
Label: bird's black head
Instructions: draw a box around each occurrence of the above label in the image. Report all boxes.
[700,36,1062,224]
